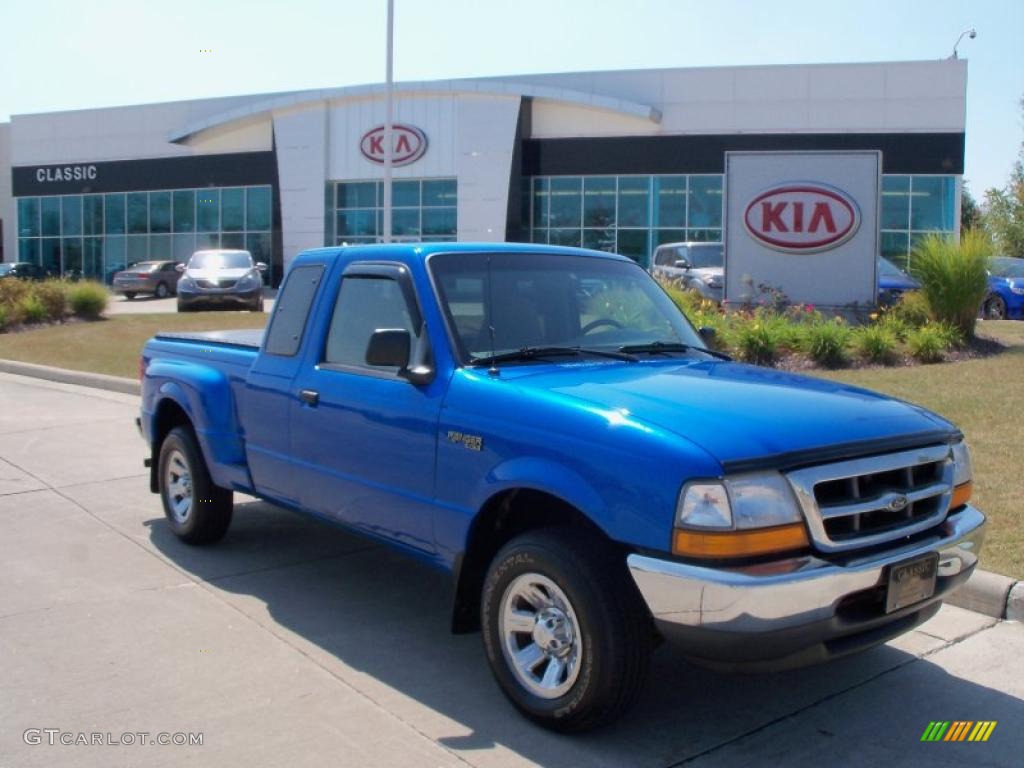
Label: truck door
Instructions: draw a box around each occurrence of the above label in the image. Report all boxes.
[289,262,442,553]
[244,263,325,503]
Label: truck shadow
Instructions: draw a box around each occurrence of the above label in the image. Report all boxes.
[148,499,1024,767]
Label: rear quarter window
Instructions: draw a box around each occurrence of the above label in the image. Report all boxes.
[264,265,325,356]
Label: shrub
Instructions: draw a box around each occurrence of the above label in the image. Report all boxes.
[0,304,7,331]
[32,280,68,321]
[801,319,852,368]
[887,290,931,328]
[68,281,109,319]
[0,278,31,323]
[909,230,992,338]
[876,313,910,342]
[20,294,48,323]
[853,324,899,365]
[906,325,947,363]
[728,313,788,365]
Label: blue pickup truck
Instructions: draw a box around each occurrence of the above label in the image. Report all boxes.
[139,243,985,731]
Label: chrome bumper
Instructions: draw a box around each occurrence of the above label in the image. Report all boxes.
[627,505,985,670]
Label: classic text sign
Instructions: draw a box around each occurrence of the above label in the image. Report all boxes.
[359,124,428,166]
[724,151,880,309]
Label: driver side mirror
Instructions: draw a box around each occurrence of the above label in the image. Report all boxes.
[365,329,435,385]
[698,326,717,343]
[175,264,186,273]
[674,259,691,270]
[256,262,268,272]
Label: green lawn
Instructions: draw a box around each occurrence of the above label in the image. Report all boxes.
[0,313,267,379]
[2,314,1021,578]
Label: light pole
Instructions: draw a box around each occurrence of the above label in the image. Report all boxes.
[382,0,394,243]
[950,28,976,59]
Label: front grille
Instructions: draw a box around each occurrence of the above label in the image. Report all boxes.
[787,444,953,553]
[195,279,237,290]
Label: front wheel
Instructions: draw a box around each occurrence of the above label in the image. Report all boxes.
[158,426,233,544]
[481,528,652,732]
[983,295,1007,320]
[155,282,169,299]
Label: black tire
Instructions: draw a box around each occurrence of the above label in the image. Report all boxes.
[124,292,136,300]
[250,296,264,312]
[983,295,1007,320]
[155,282,169,299]
[177,302,191,313]
[481,528,652,732]
[157,426,233,544]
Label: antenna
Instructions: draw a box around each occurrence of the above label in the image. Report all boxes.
[486,255,499,376]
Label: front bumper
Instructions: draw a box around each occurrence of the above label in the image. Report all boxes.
[177,286,262,309]
[628,504,985,671]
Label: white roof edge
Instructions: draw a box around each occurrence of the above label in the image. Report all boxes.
[167,80,662,143]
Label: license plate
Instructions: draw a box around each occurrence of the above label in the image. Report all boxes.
[885,553,938,613]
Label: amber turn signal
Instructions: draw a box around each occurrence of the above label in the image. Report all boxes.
[672,522,810,559]
[950,481,972,510]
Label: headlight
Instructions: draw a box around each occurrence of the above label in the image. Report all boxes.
[702,274,723,288]
[673,472,809,559]
[177,276,195,290]
[1010,285,1024,295]
[236,272,261,290]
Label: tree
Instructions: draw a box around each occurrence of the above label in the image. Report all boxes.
[961,183,982,231]
[983,95,1024,257]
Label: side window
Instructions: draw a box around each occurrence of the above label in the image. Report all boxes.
[324,276,415,368]
[655,247,676,267]
[264,265,325,356]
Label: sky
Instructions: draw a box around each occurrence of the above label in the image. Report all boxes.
[1,0,1021,197]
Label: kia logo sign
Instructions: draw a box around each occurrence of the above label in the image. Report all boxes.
[360,124,428,166]
[743,183,860,253]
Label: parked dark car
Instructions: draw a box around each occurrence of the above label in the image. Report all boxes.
[112,261,183,299]
[0,262,46,280]
[176,249,266,312]
[877,257,920,306]
[982,256,1024,320]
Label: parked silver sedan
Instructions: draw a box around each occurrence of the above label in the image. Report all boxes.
[112,260,182,299]
[649,242,724,301]
[176,250,267,312]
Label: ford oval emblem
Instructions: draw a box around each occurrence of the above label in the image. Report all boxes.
[743,183,861,253]
[887,494,910,513]
[359,124,428,166]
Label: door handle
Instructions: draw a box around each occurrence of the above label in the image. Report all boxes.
[298,389,319,406]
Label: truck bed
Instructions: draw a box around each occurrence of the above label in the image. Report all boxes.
[153,329,264,349]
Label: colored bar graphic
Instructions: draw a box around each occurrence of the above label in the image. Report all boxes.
[921,720,996,742]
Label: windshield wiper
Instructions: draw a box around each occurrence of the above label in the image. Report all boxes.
[469,345,637,367]
[618,341,732,361]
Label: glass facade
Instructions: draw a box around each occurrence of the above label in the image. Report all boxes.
[527,174,957,268]
[17,185,275,283]
[326,178,457,245]
[879,175,957,268]
[528,175,723,266]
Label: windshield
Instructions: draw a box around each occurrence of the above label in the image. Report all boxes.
[877,257,908,278]
[188,251,253,270]
[430,251,704,363]
[687,244,724,268]
[0,264,13,275]
[991,257,1024,278]
[129,261,162,271]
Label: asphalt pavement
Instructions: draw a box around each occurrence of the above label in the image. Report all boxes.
[0,371,1021,767]
[105,289,276,315]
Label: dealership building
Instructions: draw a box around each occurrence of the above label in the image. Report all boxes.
[0,59,965,286]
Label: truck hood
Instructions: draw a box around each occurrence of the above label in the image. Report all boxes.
[503,360,954,470]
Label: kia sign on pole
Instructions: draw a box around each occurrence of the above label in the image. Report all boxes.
[724,151,880,309]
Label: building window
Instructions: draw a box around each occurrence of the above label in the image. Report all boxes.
[16,185,275,283]
[880,175,957,268]
[527,175,723,266]
[328,178,457,245]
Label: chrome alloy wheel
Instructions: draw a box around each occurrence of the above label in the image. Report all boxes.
[164,448,193,523]
[499,573,583,699]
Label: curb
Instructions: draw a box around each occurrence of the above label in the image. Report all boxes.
[0,357,1020,621]
[0,359,140,396]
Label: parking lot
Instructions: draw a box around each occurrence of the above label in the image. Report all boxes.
[105,290,276,316]
[1,370,1022,767]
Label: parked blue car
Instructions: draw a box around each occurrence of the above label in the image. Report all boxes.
[982,256,1024,320]
[877,257,920,306]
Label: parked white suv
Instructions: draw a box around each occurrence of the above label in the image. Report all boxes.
[649,242,724,301]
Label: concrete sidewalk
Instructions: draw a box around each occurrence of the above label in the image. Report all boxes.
[0,372,1021,767]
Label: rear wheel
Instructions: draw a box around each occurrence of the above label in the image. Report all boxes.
[158,426,233,544]
[481,528,652,732]
[124,292,136,300]
[983,295,1007,320]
